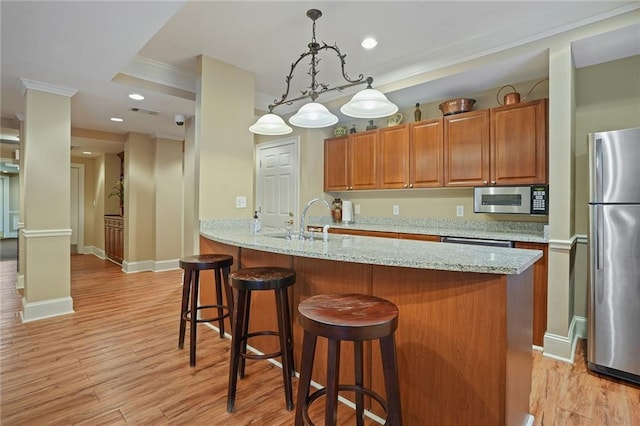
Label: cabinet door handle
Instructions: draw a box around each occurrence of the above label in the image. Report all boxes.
[404,184,408,188]
[491,180,496,185]
[409,183,413,188]
[483,181,488,185]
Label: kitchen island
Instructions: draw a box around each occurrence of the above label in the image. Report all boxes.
[199,219,542,425]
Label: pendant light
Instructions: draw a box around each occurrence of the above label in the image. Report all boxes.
[249,113,292,135]
[249,9,397,135]
[289,102,338,128]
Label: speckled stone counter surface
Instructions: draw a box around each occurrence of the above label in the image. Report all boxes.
[307,216,548,243]
[200,219,543,275]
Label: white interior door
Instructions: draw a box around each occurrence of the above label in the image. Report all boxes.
[0,176,6,238]
[70,163,84,254]
[256,137,299,229]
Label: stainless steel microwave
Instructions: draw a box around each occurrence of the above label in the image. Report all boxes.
[474,185,548,215]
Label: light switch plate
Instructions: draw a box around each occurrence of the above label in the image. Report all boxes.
[456,205,464,217]
[393,205,400,215]
[236,196,247,208]
[354,204,361,214]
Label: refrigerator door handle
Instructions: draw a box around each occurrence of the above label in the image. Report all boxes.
[595,137,603,202]
[596,206,604,270]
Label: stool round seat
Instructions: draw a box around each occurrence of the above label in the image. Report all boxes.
[295,293,403,426]
[178,254,234,367]
[229,266,296,290]
[227,266,296,413]
[298,293,398,341]
[180,253,233,271]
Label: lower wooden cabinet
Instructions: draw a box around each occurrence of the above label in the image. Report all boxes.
[104,215,124,264]
[398,233,441,242]
[515,241,548,347]
[329,228,398,238]
[325,229,547,346]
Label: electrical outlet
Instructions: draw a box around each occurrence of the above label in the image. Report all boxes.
[235,196,247,208]
[354,204,360,214]
[393,205,400,215]
[456,205,464,217]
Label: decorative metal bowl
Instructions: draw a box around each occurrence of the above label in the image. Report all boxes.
[438,98,476,116]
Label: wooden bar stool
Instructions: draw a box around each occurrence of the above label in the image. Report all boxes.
[295,293,402,426]
[226,266,296,413]
[178,254,233,367]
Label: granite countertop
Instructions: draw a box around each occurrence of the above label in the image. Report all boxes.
[307,216,548,243]
[200,219,543,275]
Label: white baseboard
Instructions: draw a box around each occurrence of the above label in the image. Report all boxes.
[543,315,584,363]
[573,315,587,339]
[16,273,24,289]
[155,259,180,272]
[122,259,180,273]
[21,296,74,322]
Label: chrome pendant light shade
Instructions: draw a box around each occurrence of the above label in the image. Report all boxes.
[249,9,397,135]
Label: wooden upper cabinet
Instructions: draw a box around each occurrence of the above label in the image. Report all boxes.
[379,119,443,189]
[444,109,490,187]
[324,136,350,191]
[325,98,547,191]
[349,130,379,190]
[324,131,379,191]
[491,98,548,184]
[379,125,410,189]
[410,118,444,188]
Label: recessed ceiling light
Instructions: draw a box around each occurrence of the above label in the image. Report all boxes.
[82,151,92,155]
[129,93,144,100]
[361,38,377,49]
[110,117,123,122]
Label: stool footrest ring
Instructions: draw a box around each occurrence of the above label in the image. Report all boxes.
[182,304,231,323]
[302,384,390,426]
[237,330,289,361]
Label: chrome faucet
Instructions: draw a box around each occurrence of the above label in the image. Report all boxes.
[299,197,331,240]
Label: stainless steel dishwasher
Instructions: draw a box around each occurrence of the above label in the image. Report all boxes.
[440,236,514,248]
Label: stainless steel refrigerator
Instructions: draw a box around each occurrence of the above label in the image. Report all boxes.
[587,127,640,385]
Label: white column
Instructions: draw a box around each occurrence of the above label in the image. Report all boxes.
[544,43,578,361]
[20,79,77,322]
[183,55,255,254]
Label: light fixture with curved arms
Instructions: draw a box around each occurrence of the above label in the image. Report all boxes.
[249,9,398,135]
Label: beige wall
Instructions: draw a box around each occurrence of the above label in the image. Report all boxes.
[104,153,122,216]
[154,137,183,261]
[571,54,640,318]
[197,56,255,220]
[125,132,154,263]
[9,174,19,212]
[574,55,640,234]
[23,91,70,230]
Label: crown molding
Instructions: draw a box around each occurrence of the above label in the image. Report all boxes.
[20,78,77,98]
[119,55,197,93]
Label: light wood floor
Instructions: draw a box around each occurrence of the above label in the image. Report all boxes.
[1,255,638,425]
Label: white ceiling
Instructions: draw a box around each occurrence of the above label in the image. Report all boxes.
[1,1,639,157]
